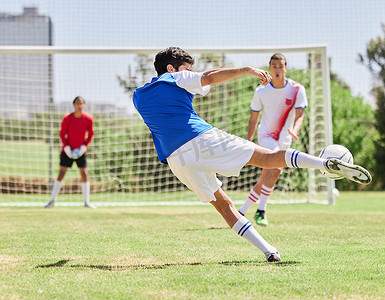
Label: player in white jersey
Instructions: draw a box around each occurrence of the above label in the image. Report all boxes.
[239,53,307,226]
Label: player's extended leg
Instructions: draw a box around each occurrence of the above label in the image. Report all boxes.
[210,188,280,262]
[238,167,280,221]
[45,166,67,208]
[79,167,95,208]
[238,171,266,216]
[245,146,372,185]
[254,168,281,226]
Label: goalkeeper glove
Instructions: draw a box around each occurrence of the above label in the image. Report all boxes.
[64,145,72,159]
[78,145,87,157]
[72,145,87,159]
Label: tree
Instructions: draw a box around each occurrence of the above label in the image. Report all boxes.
[117,54,154,95]
[359,23,385,188]
[330,78,378,190]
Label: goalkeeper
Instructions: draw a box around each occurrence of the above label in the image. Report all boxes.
[45,96,95,208]
[133,47,371,262]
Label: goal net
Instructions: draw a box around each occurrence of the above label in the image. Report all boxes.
[0,45,334,206]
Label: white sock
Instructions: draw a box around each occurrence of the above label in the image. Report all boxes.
[285,149,325,169]
[81,181,90,205]
[51,180,62,202]
[239,189,259,215]
[258,184,273,211]
[232,216,277,257]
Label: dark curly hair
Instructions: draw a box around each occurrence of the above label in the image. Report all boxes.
[269,53,287,66]
[154,47,195,76]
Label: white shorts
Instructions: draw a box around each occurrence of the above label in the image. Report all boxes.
[167,128,256,203]
[258,135,291,151]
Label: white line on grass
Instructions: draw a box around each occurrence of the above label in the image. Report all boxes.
[0,199,323,207]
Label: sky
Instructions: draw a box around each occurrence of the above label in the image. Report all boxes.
[0,0,384,107]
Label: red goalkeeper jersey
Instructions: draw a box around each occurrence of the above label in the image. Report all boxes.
[60,112,94,151]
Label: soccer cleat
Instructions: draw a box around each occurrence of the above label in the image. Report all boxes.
[254,210,268,226]
[85,203,97,209]
[266,252,281,262]
[44,200,55,208]
[325,158,372,185]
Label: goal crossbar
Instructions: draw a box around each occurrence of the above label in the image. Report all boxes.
[0,44,328,55]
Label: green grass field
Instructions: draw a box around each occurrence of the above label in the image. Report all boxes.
[1,191,384,299]
[0,140,91,180]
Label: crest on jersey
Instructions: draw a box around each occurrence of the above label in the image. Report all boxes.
[285,98,293,106]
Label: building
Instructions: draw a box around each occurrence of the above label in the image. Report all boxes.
[0,7,53,119]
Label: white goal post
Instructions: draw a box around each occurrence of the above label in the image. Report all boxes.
[0,45,335,206]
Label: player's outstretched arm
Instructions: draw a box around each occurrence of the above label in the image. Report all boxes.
[288,108,305,141]
[247,111,260,141]
[201,67,271,87]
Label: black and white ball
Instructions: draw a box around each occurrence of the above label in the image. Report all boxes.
[319,144,354,180]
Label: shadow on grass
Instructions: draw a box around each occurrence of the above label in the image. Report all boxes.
[36,259,71,268]
[36,259,299,271]
[182,226,229,231]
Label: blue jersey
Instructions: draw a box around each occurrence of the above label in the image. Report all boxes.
[133,71,212,164]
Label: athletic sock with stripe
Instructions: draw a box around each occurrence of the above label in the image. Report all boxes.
[232,216,276,257]
[285,148,325,170]
[258,184,273,211]
[238,189,259,215]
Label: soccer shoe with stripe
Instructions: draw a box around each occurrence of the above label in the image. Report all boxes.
[325,158,372,185]
[44,199,55,208]
[254,210,268,226]
[266,252,281,262]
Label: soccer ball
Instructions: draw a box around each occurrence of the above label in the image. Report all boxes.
[318,144,354,180]
[71,148,82,159]
[333,188,340,198]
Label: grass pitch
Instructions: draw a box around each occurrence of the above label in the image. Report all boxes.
[1,191,385,299]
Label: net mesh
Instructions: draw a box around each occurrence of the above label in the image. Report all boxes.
[0,47,333,205]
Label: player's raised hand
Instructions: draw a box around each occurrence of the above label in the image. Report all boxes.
[249,68,272,85]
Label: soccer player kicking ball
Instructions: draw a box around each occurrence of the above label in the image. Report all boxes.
[45,96,95,209]
[133,47,372,262]
[239,53,307,226]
